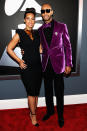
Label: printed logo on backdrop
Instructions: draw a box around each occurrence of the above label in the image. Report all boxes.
[0,0,42,70]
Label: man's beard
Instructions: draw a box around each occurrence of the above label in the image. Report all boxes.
[43,15,52,23]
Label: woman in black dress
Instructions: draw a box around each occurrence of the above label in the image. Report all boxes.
[7,8,42,127]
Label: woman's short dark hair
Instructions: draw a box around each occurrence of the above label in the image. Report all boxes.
[24,8,36,19]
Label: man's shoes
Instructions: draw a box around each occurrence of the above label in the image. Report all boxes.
[58,118,64,128]
[42,112,54,121]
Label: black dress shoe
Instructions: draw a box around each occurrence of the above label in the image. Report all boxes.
[42,112,54,121]
[34,123,39,127]
[58,118,64,128]
[30,112,39,127]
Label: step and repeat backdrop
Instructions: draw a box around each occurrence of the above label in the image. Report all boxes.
[0,0,82,80]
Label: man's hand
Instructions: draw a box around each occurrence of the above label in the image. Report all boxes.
[64,66,71,75]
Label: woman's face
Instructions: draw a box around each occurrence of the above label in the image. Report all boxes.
[24,13,35,29]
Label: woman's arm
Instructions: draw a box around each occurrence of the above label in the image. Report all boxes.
[39,44,43,54]
[7,34,27,69]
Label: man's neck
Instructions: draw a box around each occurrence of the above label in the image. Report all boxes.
[44,18,53,24]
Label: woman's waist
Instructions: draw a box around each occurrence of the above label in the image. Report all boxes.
[22,54,40,59]
[22,57,41,64]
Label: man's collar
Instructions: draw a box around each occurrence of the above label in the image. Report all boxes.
[43,19,54,28]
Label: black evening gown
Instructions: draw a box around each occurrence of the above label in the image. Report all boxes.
[16,29,42,96]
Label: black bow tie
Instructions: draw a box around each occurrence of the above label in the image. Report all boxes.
[43,23,51,28]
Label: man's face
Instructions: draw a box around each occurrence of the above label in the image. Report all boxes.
[41,4,53,22]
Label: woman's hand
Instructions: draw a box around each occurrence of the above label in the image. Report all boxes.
[39,44,43,54]
[19,59,27,69]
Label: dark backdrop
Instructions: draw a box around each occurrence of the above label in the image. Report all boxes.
[0,0,79,79]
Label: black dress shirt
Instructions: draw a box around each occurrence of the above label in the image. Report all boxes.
[43,20,54,47]
[43,20,55,76]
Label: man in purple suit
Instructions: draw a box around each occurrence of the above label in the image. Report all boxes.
[39,3,73,127]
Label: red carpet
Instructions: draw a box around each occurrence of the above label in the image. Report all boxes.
[0,104,87,131]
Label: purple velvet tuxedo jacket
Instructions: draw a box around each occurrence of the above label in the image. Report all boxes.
[38,20,73,74]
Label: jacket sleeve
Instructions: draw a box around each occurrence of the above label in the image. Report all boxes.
[63,24,73,67]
